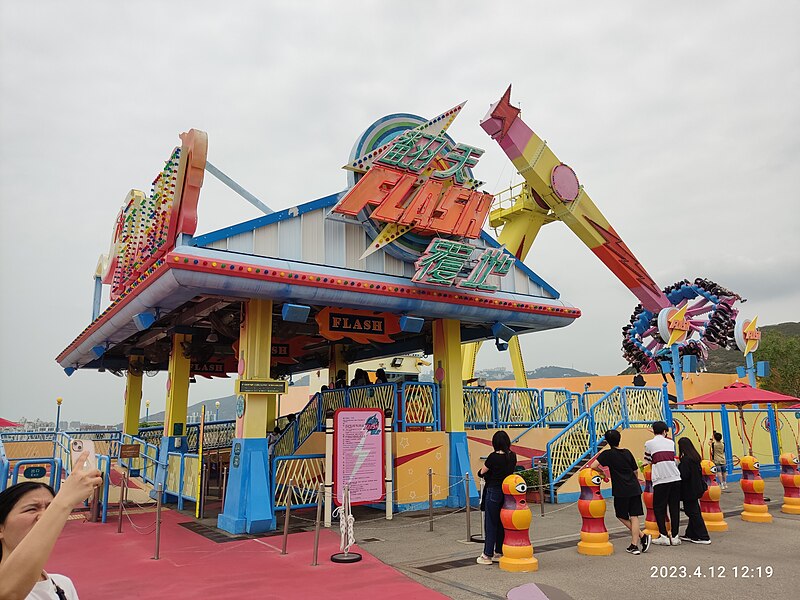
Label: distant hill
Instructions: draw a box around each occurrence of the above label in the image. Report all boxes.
[477,365,597,381]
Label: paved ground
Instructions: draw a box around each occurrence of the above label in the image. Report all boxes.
[78,476,797,600]
[336,479,799,600]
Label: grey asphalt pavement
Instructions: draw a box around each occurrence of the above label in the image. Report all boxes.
[346,479,799,600]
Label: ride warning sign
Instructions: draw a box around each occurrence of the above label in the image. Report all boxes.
[333,408,385,506]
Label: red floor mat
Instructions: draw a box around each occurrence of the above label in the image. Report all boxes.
[46,510,447,600]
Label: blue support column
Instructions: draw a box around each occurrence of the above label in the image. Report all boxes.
[719,405,737,482]
[661,383,673,428]
[447,432,478,508]
[766,404,781,465]
[217,438,276,533]
[670,344,684,404]
[153,435,188,503]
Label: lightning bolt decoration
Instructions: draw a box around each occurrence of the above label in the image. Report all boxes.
[480,86,670,313]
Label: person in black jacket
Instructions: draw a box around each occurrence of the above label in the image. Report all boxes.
[677,437,711,544]
[476,430,516,564]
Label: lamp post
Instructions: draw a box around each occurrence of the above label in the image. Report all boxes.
[54,397,63,456]
[215,401,220,422]
[145,399,150,425]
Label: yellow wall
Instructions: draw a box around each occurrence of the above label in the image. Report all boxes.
[393,431,449,504]
[466,427,561,477]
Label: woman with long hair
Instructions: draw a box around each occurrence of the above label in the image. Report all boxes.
[677,437,711,544]
[0,452,102,599]
[476,430,516,564]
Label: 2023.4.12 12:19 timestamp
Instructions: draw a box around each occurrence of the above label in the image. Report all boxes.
[651,566,774,578]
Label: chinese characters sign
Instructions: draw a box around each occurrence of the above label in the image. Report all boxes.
[412,239,514,292]
[334,408,385,506]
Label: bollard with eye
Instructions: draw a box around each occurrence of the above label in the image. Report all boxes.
[576,468,613,556]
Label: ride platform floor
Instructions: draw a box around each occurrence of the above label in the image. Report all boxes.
[46,508,448,600]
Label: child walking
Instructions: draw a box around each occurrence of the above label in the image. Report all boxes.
[677,437,711,544]
[588,429,651,554]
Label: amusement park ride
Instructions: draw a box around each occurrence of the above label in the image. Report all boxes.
[462,86,747,391]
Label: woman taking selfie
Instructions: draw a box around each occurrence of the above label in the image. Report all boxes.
[0,451,102,599]
[476,430,516,565]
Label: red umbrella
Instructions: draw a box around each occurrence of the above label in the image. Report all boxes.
[677,382,800,406]
[678,382,800,454]
[0,417,22,428]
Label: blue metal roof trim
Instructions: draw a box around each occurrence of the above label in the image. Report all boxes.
[479,231,560,299]
[190,191,345,247]
[189,187,560,301]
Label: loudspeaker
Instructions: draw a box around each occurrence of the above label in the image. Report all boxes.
[281,303,311,323]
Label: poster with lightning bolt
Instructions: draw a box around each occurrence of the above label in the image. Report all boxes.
[334,408,386,506]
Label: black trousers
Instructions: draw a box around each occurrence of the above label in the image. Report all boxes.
[683,497,710,541]
[652,480,681,538]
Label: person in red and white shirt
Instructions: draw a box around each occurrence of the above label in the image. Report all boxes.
[643,421,682,545]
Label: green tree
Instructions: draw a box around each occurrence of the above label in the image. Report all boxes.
[757,330,800,398]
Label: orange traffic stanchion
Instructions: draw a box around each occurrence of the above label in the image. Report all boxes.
[499,474,538,572]
[739,456,772,523]
[699,459,728,532]
[779,453,800,515]
[576,468,613,556]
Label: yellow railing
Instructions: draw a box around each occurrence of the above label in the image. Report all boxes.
[273,455,325,509]
[464,388,494,425]
[496,388,541,425]
[182,455,199,500]
[166,453,181,495]
[624,387,664,425]
[547,418,591,492]
[590,388,624,442]
[402,383,437,429]
[349,384,396,413]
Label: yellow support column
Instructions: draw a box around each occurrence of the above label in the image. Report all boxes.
[328,343,348,386]
[238,299,277,437]
[164,334,191,437]
[508,337,528,388]
[122,356,144,436]
[433,319,464,432]
[219,298,278,534]
[435,319,476,508]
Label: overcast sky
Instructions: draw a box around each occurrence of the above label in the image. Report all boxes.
[1,1,798,425]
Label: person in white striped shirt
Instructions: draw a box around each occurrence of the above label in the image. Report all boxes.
[643,421,682,545]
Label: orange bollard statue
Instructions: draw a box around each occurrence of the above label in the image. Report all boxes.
[699,459,728,532]
[641,464,668,537]
[779,453,800,515]
[739,456,772,523]
[499,474,538,572]
[576,468,613,556]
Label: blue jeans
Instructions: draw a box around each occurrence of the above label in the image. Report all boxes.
[483,486,504,557]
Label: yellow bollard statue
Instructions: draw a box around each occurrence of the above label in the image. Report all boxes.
[779,453,800,515]
[576,468,613,556]
[499,474,538,572]
[739,456,772,523]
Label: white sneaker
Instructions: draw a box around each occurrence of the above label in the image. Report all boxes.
[476,554,492,565]
[651,535,671,546]
[670,537,682,545]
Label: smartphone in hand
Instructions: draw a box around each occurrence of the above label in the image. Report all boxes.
[70,439,97,472]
